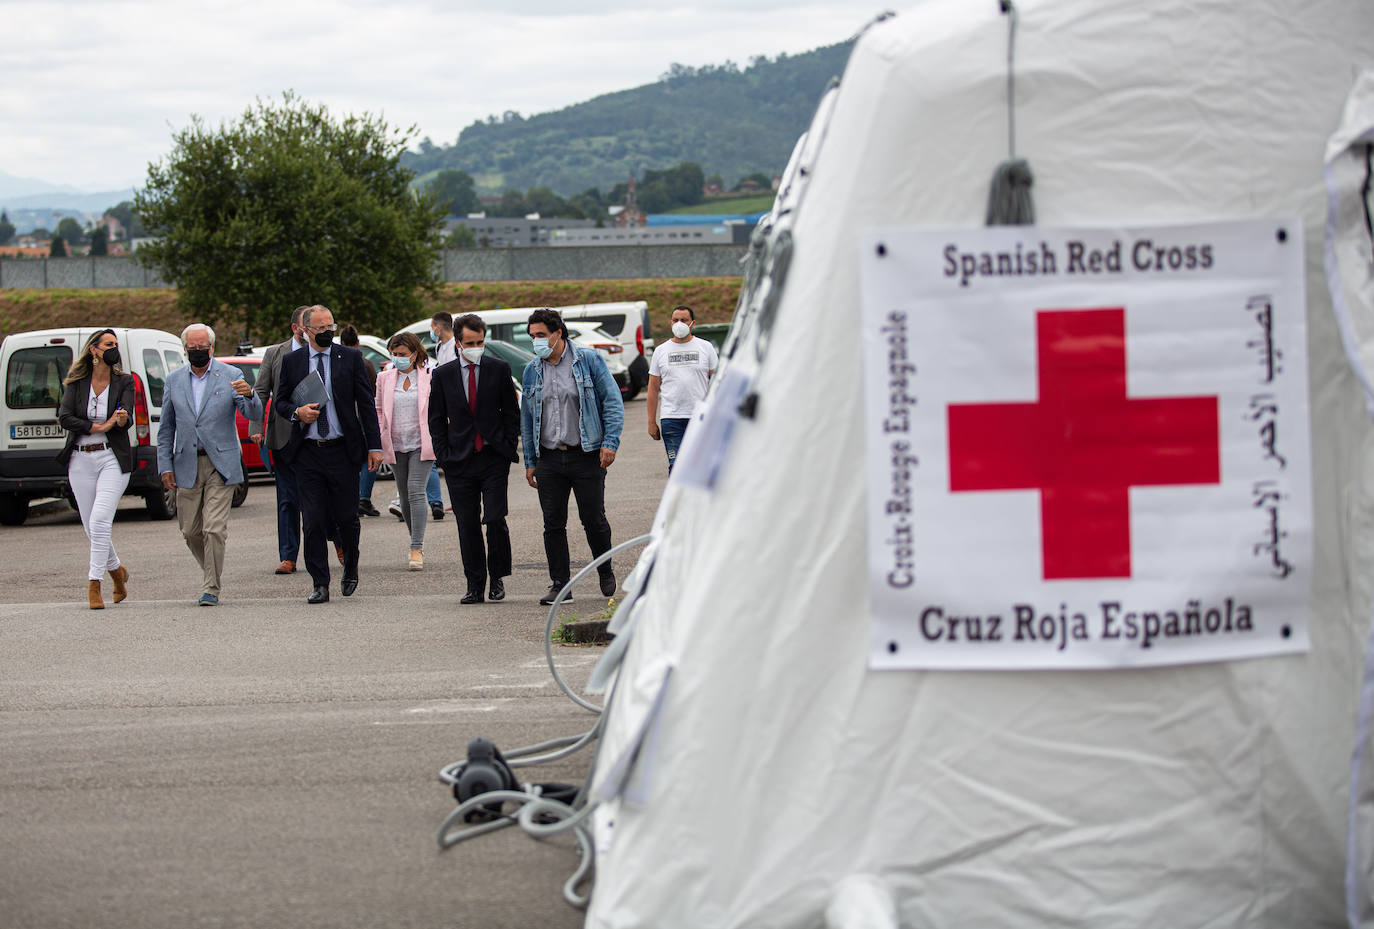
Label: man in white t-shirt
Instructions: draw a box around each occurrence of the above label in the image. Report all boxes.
[646,304,717,472]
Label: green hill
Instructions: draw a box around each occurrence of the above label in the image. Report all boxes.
[402,42,854,197]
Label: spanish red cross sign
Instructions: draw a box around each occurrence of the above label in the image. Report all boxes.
[860,221,1312,671]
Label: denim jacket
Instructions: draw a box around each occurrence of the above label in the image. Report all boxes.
[521,342,625,466]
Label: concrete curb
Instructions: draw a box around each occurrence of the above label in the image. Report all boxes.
[559,619,613,645]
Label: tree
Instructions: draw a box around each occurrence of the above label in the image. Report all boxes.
[103,201,145,239]
[426,169,478,217]
[50,235,67,258]
[57,217,85,247]
[493,189,529,218]
[89,225,109,256]
[0,211,14,246]
[135,92,445,342]
[446,225,476,248]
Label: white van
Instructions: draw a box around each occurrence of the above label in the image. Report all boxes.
[0,327,187,525]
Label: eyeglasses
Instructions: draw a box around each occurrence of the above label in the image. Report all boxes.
[308,324,338,333]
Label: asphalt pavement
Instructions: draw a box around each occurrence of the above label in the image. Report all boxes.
[0,397,667,929]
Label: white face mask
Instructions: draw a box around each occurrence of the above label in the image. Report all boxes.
[671,320,692,339]
[461,345,485,364]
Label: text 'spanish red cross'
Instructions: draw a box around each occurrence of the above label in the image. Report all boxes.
[947,308,1220,580]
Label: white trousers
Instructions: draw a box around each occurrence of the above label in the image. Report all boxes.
[68,448,129,581]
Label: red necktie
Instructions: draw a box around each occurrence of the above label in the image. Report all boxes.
[468,363,483,451]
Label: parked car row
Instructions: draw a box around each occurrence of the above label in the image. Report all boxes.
[392,302,653,400]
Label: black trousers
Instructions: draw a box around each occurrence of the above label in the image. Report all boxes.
[534,447,613,585]
[296,441,361,587]
[445,447,513,590]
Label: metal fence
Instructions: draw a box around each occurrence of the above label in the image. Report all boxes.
[0,244,749,290]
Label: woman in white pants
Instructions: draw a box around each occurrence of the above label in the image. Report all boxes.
[375,332,434,570]
[57,329,135,609]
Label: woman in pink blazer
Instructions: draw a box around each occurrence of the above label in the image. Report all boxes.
[375,332,436,569]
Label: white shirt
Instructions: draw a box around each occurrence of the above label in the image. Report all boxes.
[79,384,110,447]
[459,354,480,402]
[649,336,718,418]
[435,337,457,367]
[190,366,211,414]
[391,375,422,453]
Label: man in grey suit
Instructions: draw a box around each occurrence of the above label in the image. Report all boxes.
[157,324,262,606]
[249,306,309,574]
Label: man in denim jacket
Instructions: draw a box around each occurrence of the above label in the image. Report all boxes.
[521,308,625,605]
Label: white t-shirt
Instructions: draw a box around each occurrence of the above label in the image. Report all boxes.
[434,337,457,367]
[649,336,718,418]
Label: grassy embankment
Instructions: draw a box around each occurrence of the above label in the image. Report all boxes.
[666,195,775,215]
[0,277,743,346]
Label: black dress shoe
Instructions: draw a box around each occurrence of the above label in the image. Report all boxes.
[460,589,484,605]
[307,586,329,604]
[488,578,505,602]
[358,499,380,518]
[430,502,445,520]
[598,568,617,598]
[540,583,571,606]
[341,576,358,597]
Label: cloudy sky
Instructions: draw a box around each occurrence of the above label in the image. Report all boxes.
[2,0,884,193]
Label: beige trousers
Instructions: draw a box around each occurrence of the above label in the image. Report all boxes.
[177,455,235,596]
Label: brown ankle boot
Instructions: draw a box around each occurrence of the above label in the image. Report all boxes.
[109,565,128,603]
[88,580,104,610]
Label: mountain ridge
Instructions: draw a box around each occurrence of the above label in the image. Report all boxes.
[402,41,854,197]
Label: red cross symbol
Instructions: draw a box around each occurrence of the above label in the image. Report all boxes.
[947,308,1220,580]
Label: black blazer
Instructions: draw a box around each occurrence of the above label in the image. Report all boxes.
[428,357,520,466]
[57,373,136,472]
[273,343,381,467]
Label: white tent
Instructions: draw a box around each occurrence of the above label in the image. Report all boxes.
[584,2,1374,926]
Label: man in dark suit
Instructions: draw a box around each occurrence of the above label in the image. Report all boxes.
[250,305,309,574]
[428,314,520,603]
[273,305,383,603]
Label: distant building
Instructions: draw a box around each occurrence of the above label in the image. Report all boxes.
[442,216,597,248]
[549,223,751,247]
[616,175,646,228]
[99,215,126,240]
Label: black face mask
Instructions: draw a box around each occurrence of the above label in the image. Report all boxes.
[101,347,120,368]
[187,348,211,367]
[313,330,334,349]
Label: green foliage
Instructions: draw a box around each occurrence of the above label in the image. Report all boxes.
[89,226,109,256]
[0,211,14,246]
[426,169,478,217]
[667,194,775,215]
[402,41,853,196]
[447,225,476,248]
[56,217,85,247]
[49,235,67,258]
[134,92,445,342]
[103,201,145,239]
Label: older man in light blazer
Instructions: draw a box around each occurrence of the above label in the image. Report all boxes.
[157,323,262,606]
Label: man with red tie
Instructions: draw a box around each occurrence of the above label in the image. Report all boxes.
[428,314,520,604]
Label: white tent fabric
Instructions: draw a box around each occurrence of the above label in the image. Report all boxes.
[1325,71,1374,928]
[585,2,1374,926]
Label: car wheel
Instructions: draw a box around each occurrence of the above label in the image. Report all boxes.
[621,383,640,401]
[376,462,394,481]
[145,486,177,520]
[231,481,248,508]
[0,493,28,526]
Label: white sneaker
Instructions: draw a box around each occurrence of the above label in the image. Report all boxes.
[388,498,403,520]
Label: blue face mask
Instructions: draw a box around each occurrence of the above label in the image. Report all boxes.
[391,355,412,371]
[531,337,552,359]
